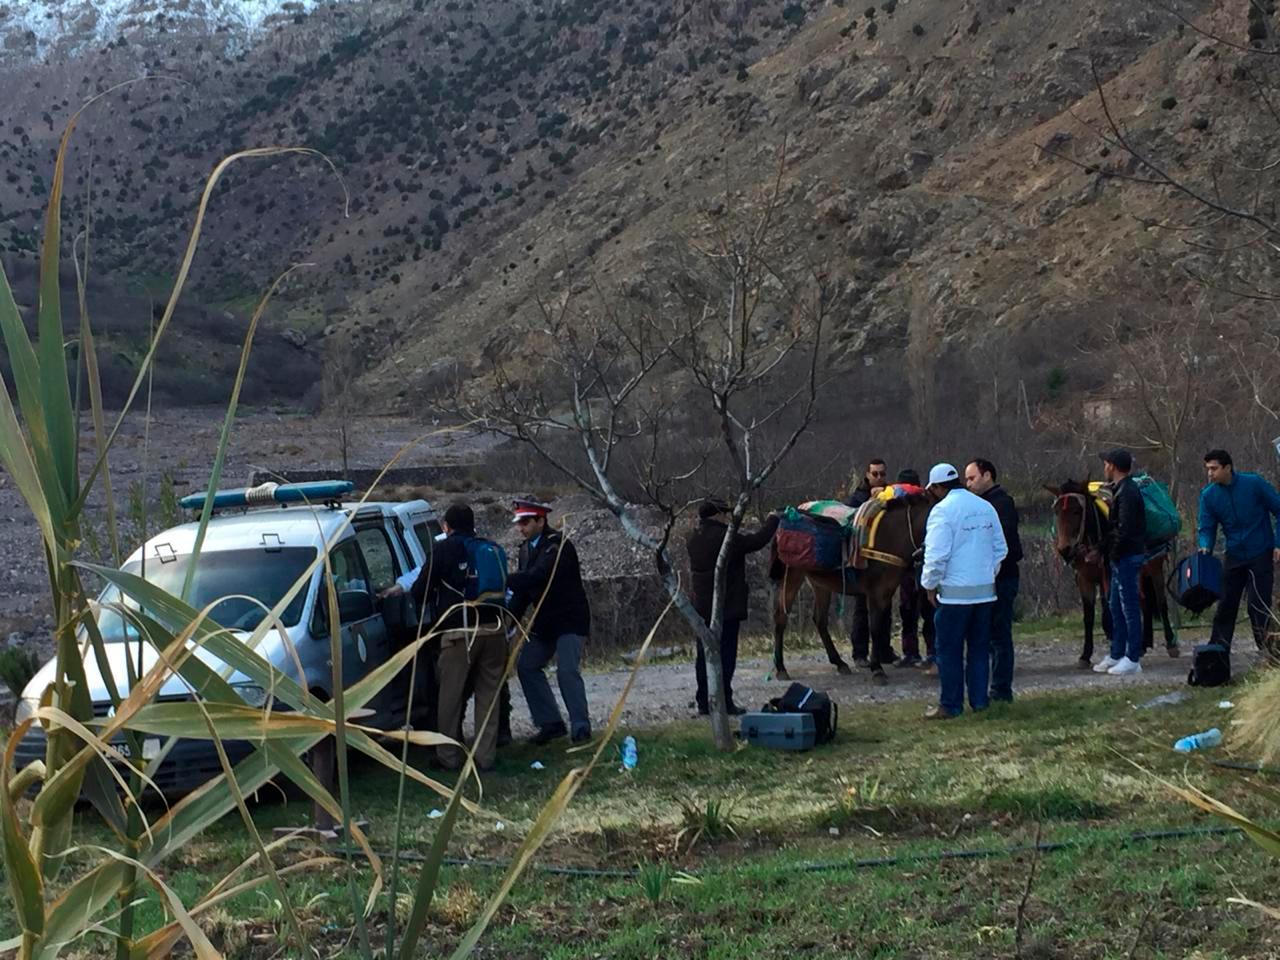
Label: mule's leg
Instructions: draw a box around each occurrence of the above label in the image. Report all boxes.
[772,572,800,682]
[867,599,891,686]
[1155,558,1180,655]
[1079,578,1096,667]
[1140,567,1155,654]
[813,587,852,674]
[1161,596,1179,655]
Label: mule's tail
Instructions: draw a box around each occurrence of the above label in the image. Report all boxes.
[768,540,786,582]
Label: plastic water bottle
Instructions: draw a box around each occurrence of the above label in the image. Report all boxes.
[1173,728,1223,752]
[621,736,638,771]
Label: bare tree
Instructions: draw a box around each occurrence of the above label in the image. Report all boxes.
[322,334,363,480]
[450,168,839,750]
[1035,29,1280,484]
[1093,298,1215,498]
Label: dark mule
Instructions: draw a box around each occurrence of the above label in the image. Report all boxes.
[1046,479,1177,667]
[769,495,932,685]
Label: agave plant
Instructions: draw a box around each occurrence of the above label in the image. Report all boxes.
[0,94,660,959]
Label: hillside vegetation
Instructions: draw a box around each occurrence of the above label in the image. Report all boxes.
[2,0,1276,448]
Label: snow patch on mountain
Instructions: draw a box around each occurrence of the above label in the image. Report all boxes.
[0,0,354,61]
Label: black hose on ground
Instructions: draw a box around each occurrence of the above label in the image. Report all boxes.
[329,824,1245,880]
[1210,759,1280,776]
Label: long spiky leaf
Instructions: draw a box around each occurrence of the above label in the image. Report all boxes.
[445,598,671,960]
[181,263,312,601]
[75,147,348,513]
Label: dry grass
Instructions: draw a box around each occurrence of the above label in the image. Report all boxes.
[1230,667,1280,766]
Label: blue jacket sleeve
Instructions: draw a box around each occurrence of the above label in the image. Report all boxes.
[1196,488,1217,553]
[1257,475,1280,550]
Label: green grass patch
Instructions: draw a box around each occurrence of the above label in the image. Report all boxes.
[983,784,1111,821]
[7,683,1278,956]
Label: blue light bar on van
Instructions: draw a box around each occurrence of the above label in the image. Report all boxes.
[179,480,354,511]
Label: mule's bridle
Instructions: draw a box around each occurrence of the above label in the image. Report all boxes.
[1053,491,1101,563]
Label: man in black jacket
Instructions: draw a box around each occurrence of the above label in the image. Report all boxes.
[844,458,889,666]
[507,499,593,745]
[686,498,780,716]
[1098,449,1147,676]
[894,468,935,670]
[965,459,1023,701]
[380,502,506,770]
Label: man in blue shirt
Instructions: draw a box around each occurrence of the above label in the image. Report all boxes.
[1198,449,1280,655]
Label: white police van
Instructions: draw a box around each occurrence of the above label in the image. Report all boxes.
[14,481,442,794]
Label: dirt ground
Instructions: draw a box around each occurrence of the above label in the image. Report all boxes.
[502,627,1254,737]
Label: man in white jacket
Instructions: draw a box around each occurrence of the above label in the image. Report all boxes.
[921,463,1009,719]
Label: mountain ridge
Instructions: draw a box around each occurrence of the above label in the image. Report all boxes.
[1,0,1272,424]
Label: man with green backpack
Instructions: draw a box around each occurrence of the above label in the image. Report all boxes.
[1091,456,1183,659]
[380,502,508,770]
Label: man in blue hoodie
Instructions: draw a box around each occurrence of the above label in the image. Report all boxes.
[1198,449,1280,655]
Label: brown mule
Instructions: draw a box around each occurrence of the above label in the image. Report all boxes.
[769,494,934,685]
[1046,479,1177,667]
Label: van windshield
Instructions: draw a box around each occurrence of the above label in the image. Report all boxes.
[97,548,318,640]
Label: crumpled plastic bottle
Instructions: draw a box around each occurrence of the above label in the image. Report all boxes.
[1173,728,1223,752]
[621,735,638,771]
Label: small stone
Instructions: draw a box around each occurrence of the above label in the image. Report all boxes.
[854,78,891,106]
[1160,95,1178,109]
[876,168,911,190]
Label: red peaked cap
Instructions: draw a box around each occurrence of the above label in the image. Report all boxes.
[511,498,552,522]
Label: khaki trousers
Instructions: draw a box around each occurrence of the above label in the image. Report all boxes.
[435,626,506,770]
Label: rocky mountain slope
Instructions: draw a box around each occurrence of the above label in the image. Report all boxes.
[0,0,1272,416]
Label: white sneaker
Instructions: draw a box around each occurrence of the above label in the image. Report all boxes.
[1093,656,1119,673]
[1107,657,1143,676]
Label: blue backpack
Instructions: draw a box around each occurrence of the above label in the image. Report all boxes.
[463,537,508,605]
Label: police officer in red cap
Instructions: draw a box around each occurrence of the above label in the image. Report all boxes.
[507,499,593,744]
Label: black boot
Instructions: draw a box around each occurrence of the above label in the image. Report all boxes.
[496,681,513,747]
[527,722,567,746]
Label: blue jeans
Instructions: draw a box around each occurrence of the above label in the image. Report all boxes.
[1108,554,1144,662]
[990,577,1019,702]
[517,633,591,737]
[933,602,993,716]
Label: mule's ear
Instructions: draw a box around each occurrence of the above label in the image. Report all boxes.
[1043,483,1061,496]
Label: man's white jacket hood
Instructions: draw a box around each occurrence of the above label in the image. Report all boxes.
[921,488,1009,604]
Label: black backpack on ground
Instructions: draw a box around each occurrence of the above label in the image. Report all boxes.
[765,683,837,744]
[1188,642,1231,687]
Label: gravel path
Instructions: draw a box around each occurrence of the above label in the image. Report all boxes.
[503,631,1254,736]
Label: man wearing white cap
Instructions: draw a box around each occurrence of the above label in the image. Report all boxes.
[920,463,1008,719]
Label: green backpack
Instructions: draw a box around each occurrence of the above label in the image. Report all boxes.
[1131,472,1181,542]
